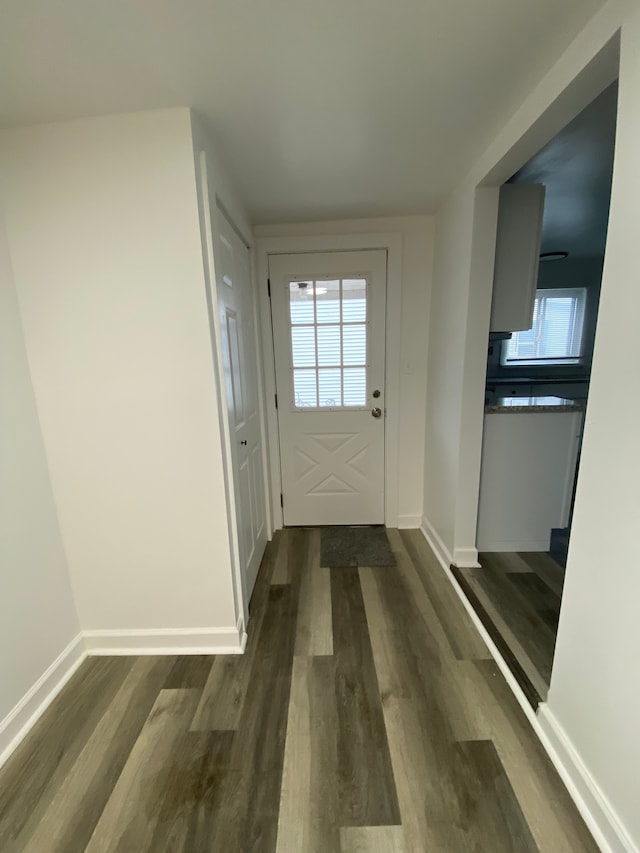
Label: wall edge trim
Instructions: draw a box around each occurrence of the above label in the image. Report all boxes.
[83,625,245,656]
[0,632,87,771]
[452,546,481,568]
[476,540,551,552]
[420,514,453,567]
[396,514,422,529]
[537,704,637,853]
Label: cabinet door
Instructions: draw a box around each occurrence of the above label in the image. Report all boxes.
[490,183,545,333]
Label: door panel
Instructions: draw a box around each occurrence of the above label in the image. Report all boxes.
[215,211,266,595]
[269,250,387,526]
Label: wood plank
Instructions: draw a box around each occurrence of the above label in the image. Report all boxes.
[190,533,283,731]
[449,739,538,852]
[84,688,201,852]
[359,565,465,850]
[399,529,490,660]
[460,566,554,696]
[519,551,566,597]
[0,656,147,850]
[340,825,407,852]
[479,551,534,574]
[360,564,536,852]
[252,531,284,601]
[506,572,561,632]
[331,567,400,827]
[163,655,214,689]
[295,529,333,655]
[269,529,288,584]
[276,655,339,852]
[271,527,306,585]
[211,582,299,852]
[20,658,188,853]
[473,658,599,853]
[382,530,473,664]
[146,730,234,852]
[276,656,313,853]
[443,657,600,853]
[451,564,545,707]
[189,656,247,732]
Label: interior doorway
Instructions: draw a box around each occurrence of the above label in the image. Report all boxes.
[459,81,618,706]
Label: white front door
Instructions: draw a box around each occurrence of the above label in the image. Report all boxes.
[269,250,387,526]
[215,209,267,595]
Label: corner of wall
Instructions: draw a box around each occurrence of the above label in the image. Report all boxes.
[420,514,453,568]
[0,633,86,771]
[537,703,636,853]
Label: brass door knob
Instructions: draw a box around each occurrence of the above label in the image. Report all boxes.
[371,407,382,418]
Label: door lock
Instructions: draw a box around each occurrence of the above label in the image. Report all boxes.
[371,407,382,419]
[239,440,248,446]
[372,389,381,398]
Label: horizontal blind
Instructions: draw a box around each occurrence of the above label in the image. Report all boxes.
[289,278,368,408]
[503,287,586,365]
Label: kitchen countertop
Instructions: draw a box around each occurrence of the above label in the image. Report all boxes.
[486,376,589,385]
[485,395,586,413]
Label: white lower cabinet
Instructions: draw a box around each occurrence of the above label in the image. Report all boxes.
[476,410,583,552]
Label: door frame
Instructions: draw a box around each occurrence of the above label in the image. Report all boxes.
[194,147,272,631]
[256,232,403,530]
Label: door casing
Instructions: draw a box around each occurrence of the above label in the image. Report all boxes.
[196,150,271,630]
[256,232,403,530]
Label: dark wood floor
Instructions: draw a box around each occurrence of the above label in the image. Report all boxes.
[0,529,595,852]
[452,551,565,707]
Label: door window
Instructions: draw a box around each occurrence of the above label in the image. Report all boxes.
[289,278,368,409]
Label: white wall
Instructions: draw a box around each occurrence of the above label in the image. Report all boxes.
[546,7,640,848]
[0,206,80,735]
[0,109,238,638]
[254,216,434,526]
[422,190,475,558]
[422,0,640,847]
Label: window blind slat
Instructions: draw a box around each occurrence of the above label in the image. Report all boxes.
[503,287,586,366]
[288,277,368,408]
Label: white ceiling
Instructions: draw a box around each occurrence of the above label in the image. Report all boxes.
[512,83,617,259]
[0,0,604,224]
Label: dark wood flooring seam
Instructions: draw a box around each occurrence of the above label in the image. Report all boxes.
[450,564,542,710]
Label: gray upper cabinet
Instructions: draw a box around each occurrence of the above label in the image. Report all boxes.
[490,183,545,333]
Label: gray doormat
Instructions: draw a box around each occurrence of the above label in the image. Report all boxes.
[320,526,396,567]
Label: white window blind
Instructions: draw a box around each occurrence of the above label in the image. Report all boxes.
[289,278,367,408]
[502,287,587,367]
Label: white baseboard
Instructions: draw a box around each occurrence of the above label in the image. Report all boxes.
[537,705,636,853]
[418,524,632,853]
[83,624,246,656]
[396,514,422,529]
[0,633,87,771]
[476,539,548,552]
[420,515,453,567]
[237,615,248,653]
[452,546,480,568]
[0,619,247,773]
[420,521,537,713]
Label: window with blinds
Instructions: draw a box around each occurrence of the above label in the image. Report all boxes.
[501,287,587,367]
[289,278,368,408]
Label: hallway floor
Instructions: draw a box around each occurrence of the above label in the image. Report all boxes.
[452,551,565,706]
[0,529,595,852]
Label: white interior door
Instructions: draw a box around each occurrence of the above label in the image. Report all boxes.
[215,210,267,595]
[269,250,387,526]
